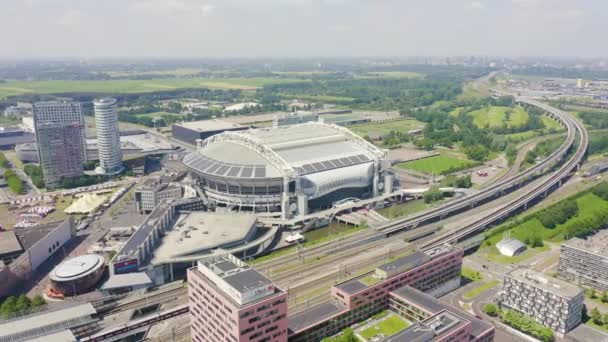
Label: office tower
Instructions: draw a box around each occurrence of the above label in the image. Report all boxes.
[93,98,123,174]
[33,101,86,189]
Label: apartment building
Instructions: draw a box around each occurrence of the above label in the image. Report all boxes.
[501,268,584,334]
[187,254,288,342]
[558,230,608,291]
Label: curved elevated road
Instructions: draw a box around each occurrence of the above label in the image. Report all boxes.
[419,96,587,250]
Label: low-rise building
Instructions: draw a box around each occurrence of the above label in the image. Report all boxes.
[501,268,584,335]
[134,178,183,213]
[558,230,608,291]
[187,254,288,342]
[171,119,247,145]
[386,286,494,342]
[288,245,463,341]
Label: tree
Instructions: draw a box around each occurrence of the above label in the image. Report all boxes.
[603,313,608,326]
[587,288,598,299]
[591,308,602,325]
[15,294,31,312]
[0,296,17,318]
[602,292,608,303]
[483,303,498,317]
[31,295,46,307]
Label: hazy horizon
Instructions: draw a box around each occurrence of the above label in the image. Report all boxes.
[1,0,606,59]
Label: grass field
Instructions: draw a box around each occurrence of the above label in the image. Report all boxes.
[503,131,539,142]
[348,119,424,137]
[396,154,474,175]
[359,314,410,340]
[107,68,204,77]
[541,116,564,131]
[377,200,428,219]
[463,280,501,300]
[134,111,178,119]
[461,266,483,282]
[0,77,306,98]
[468,106,528,129]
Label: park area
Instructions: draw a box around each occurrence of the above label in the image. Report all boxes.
[468,106,529,129]
[348,119,424,138]
[396,154,474,175]
[478,188,608,264]
[357,313,410,341]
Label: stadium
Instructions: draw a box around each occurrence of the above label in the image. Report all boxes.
[182,122,392,219]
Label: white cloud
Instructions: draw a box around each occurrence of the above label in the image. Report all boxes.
[58,9,87,28]
[327,24,352,32]
[200,4,214,16]
[129,0,190,15]
[469,1,485,10]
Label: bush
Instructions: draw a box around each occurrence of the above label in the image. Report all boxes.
[501,310,554,342]
[423,187,445,203]
[4,169,23,194]
[442,175,473,188]
[483,303,498,317]
[322,328,357,342]
[0,152,8,168]
[24,164,44,188]
[536,199,578,229]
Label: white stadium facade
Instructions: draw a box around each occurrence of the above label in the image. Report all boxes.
[182,122,393,219]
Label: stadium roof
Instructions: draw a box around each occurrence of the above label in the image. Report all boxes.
[174,119,243,132]
[183,122,385,178]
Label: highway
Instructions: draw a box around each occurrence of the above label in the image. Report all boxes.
[420,96,588,249]
[255,95,585,272]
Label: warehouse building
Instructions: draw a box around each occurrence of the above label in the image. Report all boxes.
[501,268,584,335]
[558,230,608,291]
[182,122,392,219]
[171,119,247,145]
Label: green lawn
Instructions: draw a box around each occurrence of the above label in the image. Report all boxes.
[348,119,424,137]
[134,111,177,119]
[396,154,474,175]
[377,200,428,219]
[503,130,538,142]
[478,192,608,264]
[541,116,564,131]
[468,106,528,129]
[461,266,483,282]
[0,77,306,98]
[359,315,410,340]
[463,280,500,300]
[449,107,465,117]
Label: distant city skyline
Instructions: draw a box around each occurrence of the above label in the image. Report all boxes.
[1,0,606,59]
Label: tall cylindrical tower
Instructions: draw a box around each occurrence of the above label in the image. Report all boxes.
[93,98,123,175]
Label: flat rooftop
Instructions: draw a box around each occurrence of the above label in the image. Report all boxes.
[335,251,432,295]
[563,230,608,258]
[507,268,583,298]
[197,254,281,305]
[0,303,96,341]
[288,301,348,334]
[175,119,244,132]
[151,212,257,265]
[387,286,493,342]
[0,231,23,256]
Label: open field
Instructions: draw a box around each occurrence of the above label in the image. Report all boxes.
[396,154,474,175]
[358,71,424,79]
[468,106,528,129]
[348,119,424,137]
[359,314,410,340]
[541,116,564,131]
[0,77,306,98]
[107,68,204,77]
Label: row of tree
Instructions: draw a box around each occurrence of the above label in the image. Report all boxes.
[0,294,46,319]
[4,169,23,194]
[23,164,44,188]
[536,199,578,229]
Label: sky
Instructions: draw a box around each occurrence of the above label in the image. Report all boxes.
[1,0,606,59]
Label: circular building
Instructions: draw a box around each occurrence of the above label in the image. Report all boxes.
[93,98,123,175]
[50,254,105,296]
[182,122,391,218]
